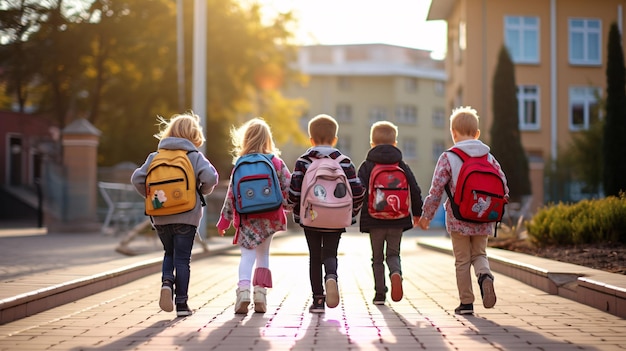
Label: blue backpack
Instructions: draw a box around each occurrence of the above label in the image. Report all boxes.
[231,153,283,214]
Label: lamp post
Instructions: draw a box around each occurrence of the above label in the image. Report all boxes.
[192,0,208,239]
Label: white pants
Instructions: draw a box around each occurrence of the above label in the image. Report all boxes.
[238,236,272,283]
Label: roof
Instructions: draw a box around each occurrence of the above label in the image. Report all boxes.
[427,0,456,21]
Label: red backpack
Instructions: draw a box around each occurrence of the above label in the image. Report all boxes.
[444,148,507,223]
[367,163,410,220]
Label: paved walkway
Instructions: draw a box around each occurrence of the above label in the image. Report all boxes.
[0,227,625,350]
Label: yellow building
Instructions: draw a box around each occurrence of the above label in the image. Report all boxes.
[282,44,447,191]
[428,0,625,212]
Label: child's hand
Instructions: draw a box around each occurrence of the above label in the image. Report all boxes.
[218,229,226,236]
[412,216,420,228]
[418,217,430,230]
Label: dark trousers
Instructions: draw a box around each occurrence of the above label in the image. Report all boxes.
[304,228,342,296]
[369,227,403,294]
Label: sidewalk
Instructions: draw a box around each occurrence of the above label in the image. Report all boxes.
[0,225,238,324]
[0,226,625,350]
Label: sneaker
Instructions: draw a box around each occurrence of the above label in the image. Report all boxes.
[390,272,403,302]
[373,293,386,305]
[235,288,251,314]
[454,303,474,315]
[325,277,339,308]
[309,295,325,313]
[253,287,267,313]
[159,280,174,312]
[479,273,497,308]
[176,302,193,317]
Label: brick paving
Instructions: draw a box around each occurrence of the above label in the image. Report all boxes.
[0,228,625,350]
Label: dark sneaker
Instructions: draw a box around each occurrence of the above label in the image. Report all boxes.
[159,281,174,312]
[454,303,474,315]
[390,272,403,302]
[479,273,497,308]
[176,302,193,317]
[373,293,386,305]
[309,295,325,313]
[325,277,339,308]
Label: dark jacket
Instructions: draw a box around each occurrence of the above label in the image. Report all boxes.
[357,144,423,232]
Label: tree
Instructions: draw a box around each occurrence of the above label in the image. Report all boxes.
[0,1,48,112]
[0,0,307,170]
[490,45,531,202]
[603,22,626,196]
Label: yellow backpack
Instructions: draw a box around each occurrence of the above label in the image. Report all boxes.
[144,149,204,216]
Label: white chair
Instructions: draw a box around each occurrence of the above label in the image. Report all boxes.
[98,181,145,234]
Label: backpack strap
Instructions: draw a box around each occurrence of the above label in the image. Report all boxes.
[446,147,469,162]
[186,150,207,207]
[444,148,467,201]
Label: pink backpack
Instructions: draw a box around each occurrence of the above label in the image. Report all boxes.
[300,155,353,229]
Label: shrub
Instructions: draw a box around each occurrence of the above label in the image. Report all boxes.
[526,194,626,246]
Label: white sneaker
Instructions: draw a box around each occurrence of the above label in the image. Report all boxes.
[253,287,267,313]
[325,278,339,308]
[235,288,250,314]
[159,282,174,312]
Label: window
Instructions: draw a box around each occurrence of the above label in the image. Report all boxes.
[338,77,351,90]
[395,105,417,125]
[517,85,540,130]
[336,135,352,156]
[405,77,417,92]
[369,106,387,124]
[432,108,446,128]
[505,16,539,64]
[335,104,352,123]
[401,138,417,160]
[432,140,446,162]
[569,86,601,131]
[434,81,445,96]
[569,19,601,65]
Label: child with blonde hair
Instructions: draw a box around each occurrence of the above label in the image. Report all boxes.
[418,106,509,315]
[131,112,219,317]
[217,117,291,314]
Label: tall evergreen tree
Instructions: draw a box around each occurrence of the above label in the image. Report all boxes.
[603,22,626,196]
[490,45,531,202]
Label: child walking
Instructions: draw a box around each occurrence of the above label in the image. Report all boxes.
[217,118,291,314]
[357,121,423,305]
[131,112,219,317]
[418,106,509,315]
[288,114,365,313]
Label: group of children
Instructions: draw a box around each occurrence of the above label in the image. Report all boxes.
[131,106,509,317]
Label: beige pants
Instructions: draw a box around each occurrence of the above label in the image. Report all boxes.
[450,231,492,304]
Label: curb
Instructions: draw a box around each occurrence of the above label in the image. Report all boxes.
[0,243,235,325]
[417,237,626,319]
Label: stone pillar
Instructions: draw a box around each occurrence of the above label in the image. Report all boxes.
[48,119,101,233]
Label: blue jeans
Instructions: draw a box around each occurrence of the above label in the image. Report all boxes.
[155,224,196,304]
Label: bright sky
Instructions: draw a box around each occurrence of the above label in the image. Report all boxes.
[255,0,447,59]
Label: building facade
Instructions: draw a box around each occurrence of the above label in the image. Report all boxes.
[428,0,626,210]
[282,44,447,192]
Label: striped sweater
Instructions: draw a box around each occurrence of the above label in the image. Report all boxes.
[288,146,365,229]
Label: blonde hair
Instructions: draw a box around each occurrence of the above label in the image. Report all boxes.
[154,112,205,147]
[231,117,279,163]
[450,106,480,137]
[370,121,397,145]
[308,114,338,145]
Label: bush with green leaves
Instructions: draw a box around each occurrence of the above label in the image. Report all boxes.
[526,194,626,246]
